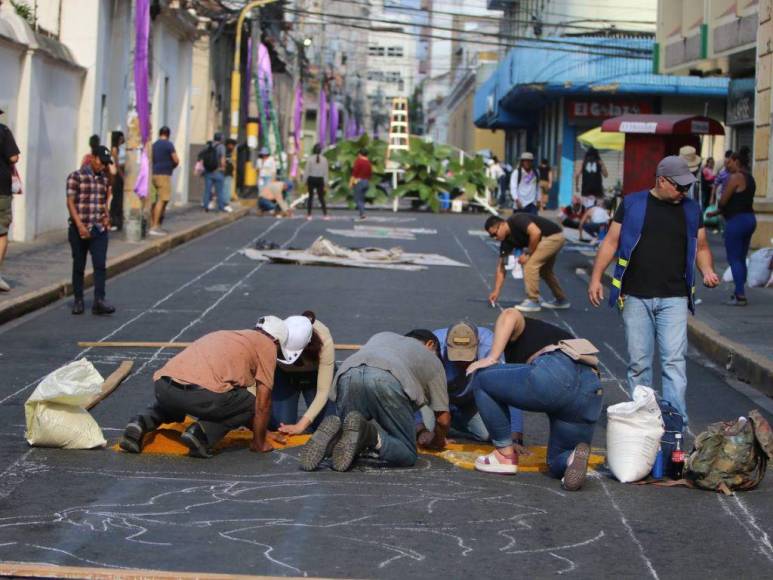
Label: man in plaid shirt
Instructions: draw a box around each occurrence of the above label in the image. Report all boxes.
[66,145,115,315]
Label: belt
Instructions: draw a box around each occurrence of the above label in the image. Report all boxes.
[163,377,203,391]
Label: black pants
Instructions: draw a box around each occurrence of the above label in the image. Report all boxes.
[68,224,108,300]
[133,377,256,447]
[306,177,327,215]
[110,173,124,230]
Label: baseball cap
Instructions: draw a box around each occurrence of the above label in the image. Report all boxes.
[446,321,479,362]
[92,145,113,165]
[255,315,290,360]
[280,315,313,364]
[656,155,696,186]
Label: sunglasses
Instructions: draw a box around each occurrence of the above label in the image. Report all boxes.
[665,177,691,194]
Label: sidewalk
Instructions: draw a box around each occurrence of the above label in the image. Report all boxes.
[0,203,248,325]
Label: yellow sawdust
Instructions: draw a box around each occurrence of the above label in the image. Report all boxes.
[112,420,604,473]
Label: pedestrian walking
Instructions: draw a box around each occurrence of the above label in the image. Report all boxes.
[509,152,539,215]
[80,134,101,167]
[198,132,228,212]
[700,157,715,211]
[464,307,601,490]
[678,145,702,201]
[486,155,504,207]
[66,145,116,316]
[588,155,720,422]
[575,147,607,210]
[119,315,302,458]
[0,112,20,292]
[350,148,372,220]
[109,131,125,232]
[256,147,277,191]
[298,331,450,472]
[303,143,329,220]
[149,126,179,236]
[271,311,336,434]
[706,147,757,306]
[537,158,553,210]
[485,213,570,312]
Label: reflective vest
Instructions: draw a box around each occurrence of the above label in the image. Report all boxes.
[609,190,701,313]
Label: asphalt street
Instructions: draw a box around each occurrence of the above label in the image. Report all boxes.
[0,211,770,579]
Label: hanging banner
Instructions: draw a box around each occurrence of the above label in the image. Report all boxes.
[133,0,150,198]
[318,89,328,146]
[291,84,303,178]
[329,94,338,145]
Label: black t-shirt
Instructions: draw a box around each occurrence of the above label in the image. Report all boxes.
[504,318,574,364]
[613,192,703,298]
[0,124,21,196]
[722,172,755,219]
[499,214,562,256]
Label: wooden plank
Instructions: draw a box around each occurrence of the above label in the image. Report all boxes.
[0,561,308,579]
[78,341,362,350]
[85,360,134,410]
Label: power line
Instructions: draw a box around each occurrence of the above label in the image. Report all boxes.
[288,7,653,58]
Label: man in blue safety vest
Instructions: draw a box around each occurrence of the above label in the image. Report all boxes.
[587,155,720,423]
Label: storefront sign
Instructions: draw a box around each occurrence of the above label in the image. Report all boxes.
[690,120,710,134]
[568,99,653,121]
[619,121,658,133]
[726,77,754,126]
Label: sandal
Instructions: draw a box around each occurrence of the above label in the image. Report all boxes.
[474,450,518,475]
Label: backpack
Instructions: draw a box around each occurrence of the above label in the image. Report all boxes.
[199,143,219,172]
[685,410,773,494]
[656,396,685,476]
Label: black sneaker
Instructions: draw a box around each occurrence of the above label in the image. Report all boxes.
[332,411,378,472]
[92,299,116,315]
[561,442,591,491]
[118,420,145,454]
[181,423,213,458]
[723,295,748,306]
[72,299,85,315]
[299,415,342,471]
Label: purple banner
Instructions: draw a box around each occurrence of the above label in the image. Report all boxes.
[134,0,150,145]
[329,96,338,145]
[134,150,149,199]
[318,89,327,146]
[344,115,356,139]
[291,83,303,178]
[257,43,273,117]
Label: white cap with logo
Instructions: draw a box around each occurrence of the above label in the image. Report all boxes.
[255,315,290,360]
[280,315,314,364]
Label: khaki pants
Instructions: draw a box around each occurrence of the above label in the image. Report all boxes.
[523,232,566,301]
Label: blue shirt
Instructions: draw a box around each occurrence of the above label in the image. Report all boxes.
[152,139,176,175]
[433,326,501,401]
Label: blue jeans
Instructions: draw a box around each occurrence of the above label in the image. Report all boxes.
[336,365,417,467]
[622,296,689,421]
[353,179,369,217]
[516,203,538,215]
[222,176,233,208]
[724,213,756,297]
[203,171,225,210]
[68,224,109,300]
[472,352,602,478]
[418,403,523,441]
[258,198,277,212]
[269,368,334,432]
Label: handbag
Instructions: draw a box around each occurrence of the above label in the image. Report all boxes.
[11,165,22,195]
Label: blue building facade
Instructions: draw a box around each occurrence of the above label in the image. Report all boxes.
[474,38,729,207]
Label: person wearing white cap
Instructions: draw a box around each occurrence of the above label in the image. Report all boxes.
[588,155,719,422]
[270,311,336,435]
[119,315,291,458]
[510,152,539,215]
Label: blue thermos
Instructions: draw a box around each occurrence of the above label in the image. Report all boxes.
[652,449,664,479]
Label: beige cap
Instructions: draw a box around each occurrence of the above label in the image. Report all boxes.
[520,152,534,161]
[446,321,479,362]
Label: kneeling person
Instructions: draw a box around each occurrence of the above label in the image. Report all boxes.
[299,330,450,471]
[119,316,301,458]
[466,308,603,490]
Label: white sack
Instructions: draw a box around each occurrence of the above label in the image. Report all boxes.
[24,359,107,449]
[606,385,664,483]
[747,248,773,288]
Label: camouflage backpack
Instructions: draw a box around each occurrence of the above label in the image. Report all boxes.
[685,410,773,495]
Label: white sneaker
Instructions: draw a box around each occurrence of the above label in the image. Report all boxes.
[223,205,234,213]
[541,298,571,310]
[0,275,9,292]
[207,200,216,210]
[515,298,542,312]
[148,228,168,237]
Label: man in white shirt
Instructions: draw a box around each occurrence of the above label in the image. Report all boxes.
[510,152,539,215]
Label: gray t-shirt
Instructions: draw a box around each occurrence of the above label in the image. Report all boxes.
[332,332,449,412]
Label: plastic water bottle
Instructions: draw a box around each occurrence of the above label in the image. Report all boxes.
[651,449,664,479]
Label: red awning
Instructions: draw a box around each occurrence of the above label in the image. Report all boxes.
[601,115,724,135]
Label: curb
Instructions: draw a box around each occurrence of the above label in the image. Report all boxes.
[0,208,249,326]
[591,260,773,397]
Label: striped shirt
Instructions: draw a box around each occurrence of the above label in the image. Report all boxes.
[66,165,110,231]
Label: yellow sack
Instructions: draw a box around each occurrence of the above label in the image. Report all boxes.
[24,359,107,449]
